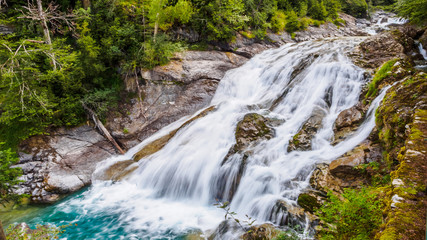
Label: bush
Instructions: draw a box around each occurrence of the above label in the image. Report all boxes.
[0,145,24,205]
[285,11,301,33]
[396,0,427,25]
[341,0,368,18]
[271,10,287,33]
[317,188,383,240]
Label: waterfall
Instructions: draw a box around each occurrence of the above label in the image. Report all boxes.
[21,37,391,239]
[418,43,427,60]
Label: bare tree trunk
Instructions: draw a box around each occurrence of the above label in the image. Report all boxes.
[81,103,125,154]
[36,0,56,70]
[0,220,6,240]
[153,12,159,42]
[134,69,146,120]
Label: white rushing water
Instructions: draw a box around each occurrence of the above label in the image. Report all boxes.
[362,11,408,35]
[41,37,392,239]
[418,43,427,60]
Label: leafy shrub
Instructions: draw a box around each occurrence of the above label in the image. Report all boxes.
[0,146,25,205]
[141,34,186,69]
[271,10,287,33]
[341,0,368,18]
[396,0,427,25]
[317,188,383,240]
[285,11,301,33]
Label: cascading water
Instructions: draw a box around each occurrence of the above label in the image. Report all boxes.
[11,37,391,239]
[418,43,427,60]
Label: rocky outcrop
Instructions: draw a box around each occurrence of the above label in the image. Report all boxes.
[329,140,382,180]
[107,51,248,149]
[332,104,366,145]
[216,113,275,201]
[232,113,275,153]
[15,126,115,203]
[288,107,326,152]
[351,31,406,70]
[241,223,280,240]
[374,72,427,240]
[351,25,424,70]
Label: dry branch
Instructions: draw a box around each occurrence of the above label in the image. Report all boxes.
[81,102,125,154]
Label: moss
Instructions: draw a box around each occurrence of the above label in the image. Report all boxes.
[240,31,255,39]
[366,59,399,98]
[297,193,320,213]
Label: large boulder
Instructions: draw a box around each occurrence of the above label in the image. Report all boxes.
[233,113,274,152]
[288,107,326,152]
[15,126,115,203]
[241,223,280,240]
[332,104,366,145]
[351,31,406,69]
[329,140,382,180]
[216,113,275,201]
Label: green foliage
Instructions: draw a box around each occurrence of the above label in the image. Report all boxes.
[81,88,119,120]
[205,0,249,40]
[396,0,427,25]
[6,223,66,240]
[366,59,398,98]
[273,230,299,240]
[341,0,368,18]
[285,11,302,33]
[141,34,186,69]
[317,188,383,240]
[0,145,25,206]
[271,10,288,33]
[309,0,328,20]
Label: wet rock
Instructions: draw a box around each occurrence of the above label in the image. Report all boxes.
[332,104,367,145]
[309,163,343,194]
[269,200,314,229]
[216,113,274,201]
[94,160,138,181]
[334,105,363,130]
[351,31,408,69]
[208,220,243,240]
[241,223,280,240]
[419,30,427,51]
[233,113,274,152]
[329,140,382,180]
[288,107,326,152]
[297,190,325,213]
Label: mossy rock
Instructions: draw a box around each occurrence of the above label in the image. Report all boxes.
[233,113,274,152]
[297,192,322,213]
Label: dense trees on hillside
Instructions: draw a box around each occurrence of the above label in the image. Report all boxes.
[0,0,425,191]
